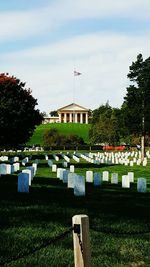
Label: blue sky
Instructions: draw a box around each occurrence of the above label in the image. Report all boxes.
[0,0,150,114]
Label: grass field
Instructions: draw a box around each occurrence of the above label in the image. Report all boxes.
[27,123,91,146]
[0,152,150,266]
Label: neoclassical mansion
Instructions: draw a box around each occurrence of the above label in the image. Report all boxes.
[43,103,89,124]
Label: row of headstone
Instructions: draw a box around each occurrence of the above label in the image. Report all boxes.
[86,151,148,167]
[10,156,19,163]
[0,156,8,162]
[84,169,146,192]
[0,162,20,175]
[57,168,85,196]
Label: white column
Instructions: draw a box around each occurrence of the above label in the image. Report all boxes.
[85,113,88,124]
[75,113,78,123]
[64,113,67,123]
[80,113,83,124]
[59,113,61,123]
[69,113,72,123]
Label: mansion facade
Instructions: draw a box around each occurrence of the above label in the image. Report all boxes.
[43,103,89,124]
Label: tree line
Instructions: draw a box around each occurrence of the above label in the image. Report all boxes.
[90,54,150,152]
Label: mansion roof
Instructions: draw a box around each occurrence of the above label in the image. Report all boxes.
[57,103,89,112]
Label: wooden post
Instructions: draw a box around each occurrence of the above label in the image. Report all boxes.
[72,215,91,267]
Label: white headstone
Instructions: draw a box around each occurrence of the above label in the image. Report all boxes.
[52,164,57,172]
[111,173,118,184]
[22,169,32,185]
[62,161,68,168]
[86,171,93,183]
[6,164,11,174]
[74,175,85,196]
[68,173,76,188]
[32,163,37,175]
[70,165,75,173]
[26,166,34,180]
[137,178,147,193]
[102,171,109,182]
[13,162,20,171]
[122,175,130,188]
[128,172,134,183]
[130,161,134,166]
[57,168,64,179]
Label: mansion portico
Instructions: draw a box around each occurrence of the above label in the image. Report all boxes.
[43,103,89,124]
[57,103,89,124]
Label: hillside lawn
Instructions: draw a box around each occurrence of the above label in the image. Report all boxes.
[27,123,91,146]
[0,152,150,266]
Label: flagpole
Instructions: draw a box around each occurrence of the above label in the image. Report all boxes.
[73,70,82,123]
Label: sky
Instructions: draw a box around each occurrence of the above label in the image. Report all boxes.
[0,0,150,115]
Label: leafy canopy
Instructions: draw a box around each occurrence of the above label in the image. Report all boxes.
[0,73,43,148]
[123,54,150,135]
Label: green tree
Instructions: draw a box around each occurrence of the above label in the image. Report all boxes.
[90,103,120,145]
[43,128,62,147]
[43,128,84,148]
[123,54,150,158]
[49,110,58,116]
[0,73,43,148]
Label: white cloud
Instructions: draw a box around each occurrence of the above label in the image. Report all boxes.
[1,30,150,113]
[0,0,149,42]
[0,0,150,113]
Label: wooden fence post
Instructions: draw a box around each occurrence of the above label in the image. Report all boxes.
[72,214,91,267]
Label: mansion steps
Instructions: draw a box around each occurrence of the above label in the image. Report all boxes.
[43,103,89,124]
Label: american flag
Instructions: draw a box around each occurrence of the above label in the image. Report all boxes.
[74,70,82,76]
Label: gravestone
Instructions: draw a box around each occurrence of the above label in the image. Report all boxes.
[0,164,7,175]
[6,164,11,174]
[122,175,130,188]
[62,161,68,168]
[128,172,134,183]
[22,169,32,185]
[52,164,57,172]
[62,170,69,183]
[68,173,76,188]
[57,168,64,179]
[70,165,75,173]
[102,171,109,182]
[32,163,37,175]
[111,173,118,184]
[137,178,147,193]
[13,162,20,172]
[48,160,53,167]
[86,171,93,183]
[74,175,85,196]
[93,173,102,186]
[18,172,29,193]
[26,166,34,180]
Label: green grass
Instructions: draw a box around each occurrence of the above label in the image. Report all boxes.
[0,153,150,266]
[27,123,91,146]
